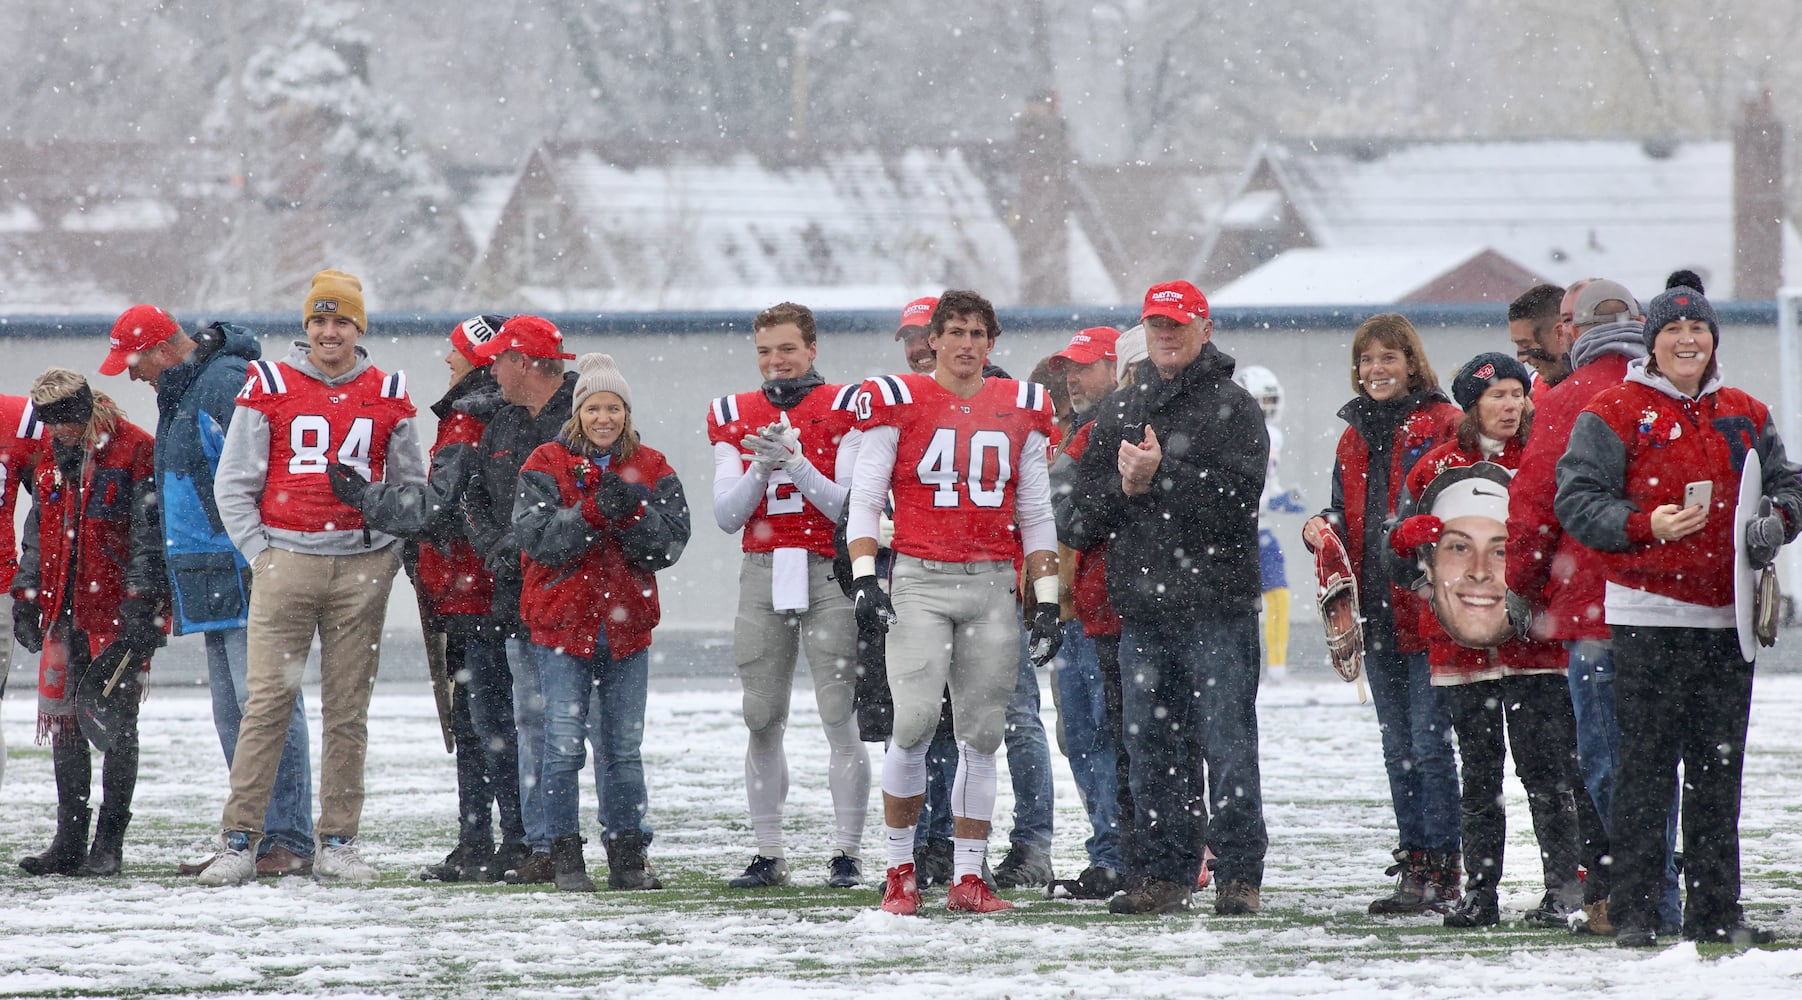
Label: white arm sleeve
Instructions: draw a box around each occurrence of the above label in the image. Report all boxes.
[784,449,850,523]
[847,425,898,545]
[1015,430,1057,557]
[712,441,771,533]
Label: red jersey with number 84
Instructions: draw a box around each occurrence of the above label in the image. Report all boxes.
[236,359,416,533]
[855,372,1056,562]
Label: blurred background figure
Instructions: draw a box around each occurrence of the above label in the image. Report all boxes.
[1234,365,1306,681]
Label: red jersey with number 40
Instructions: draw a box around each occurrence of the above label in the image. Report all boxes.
[236,360,416,533]
[856,372,1057,562]
[706,384,858,557]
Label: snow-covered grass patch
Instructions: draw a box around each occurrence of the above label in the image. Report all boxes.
[3,670,1801,998]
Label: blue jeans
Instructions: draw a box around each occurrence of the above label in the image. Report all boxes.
[206,628,313,857]
[1566,639,1682,930]
[1362,645,1460,852]
[1054,621,1122,871]
[1120,613,1267,886]
[1004,627,1055,851]
[536,633,652,840]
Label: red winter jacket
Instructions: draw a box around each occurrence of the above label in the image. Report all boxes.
[1060,420,1121,638]
[0,395,45,592]
[18,418,167,656]
[515,435,690,661]
[414,406,496,619]
[1556,366,1802,609]
[1506,351,1632,640]
[1319,393,1460,653]
[1398,437,1566,684]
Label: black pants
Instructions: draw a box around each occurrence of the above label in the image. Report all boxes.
[1611,625,1753,937]
[53,628,140,819]
[1442,673,1586,899]
[453,628,527,848]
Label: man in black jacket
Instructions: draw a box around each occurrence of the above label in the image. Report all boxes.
[1071,281,1268,916]
[461,316,578,884]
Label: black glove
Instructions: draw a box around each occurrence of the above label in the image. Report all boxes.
[118,596,162,653]
[594,472,641,520]
[1505,590,1536,642]
[1746,498,1785,570]
[12,596,43,654]
[1027,602,1063,668]
[850,577,897,634]
[326,462,370,508]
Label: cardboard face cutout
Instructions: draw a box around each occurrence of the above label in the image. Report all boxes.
[1413,461,1515,649]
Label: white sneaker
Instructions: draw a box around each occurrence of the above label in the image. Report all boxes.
[314,837,379,882]
[1267,663,1289,683]
[195,841,258,887]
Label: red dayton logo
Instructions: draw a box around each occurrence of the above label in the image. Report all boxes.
[1675,296,1691,306]
[1474,363,1496,379]
[314,299,339,313]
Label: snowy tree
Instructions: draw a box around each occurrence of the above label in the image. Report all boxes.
[194,2,457,311]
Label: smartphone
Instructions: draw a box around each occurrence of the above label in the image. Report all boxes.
[1683,480,1713,510]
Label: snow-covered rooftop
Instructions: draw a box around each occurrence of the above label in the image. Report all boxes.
[1230,138,1735,300]
[1212,244,1530,306]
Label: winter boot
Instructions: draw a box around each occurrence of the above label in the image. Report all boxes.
[1523,888,1580,929]
[992,843,1054,889]
[913,837,954,889]
[20,802,92,876]
[1368,849,1434,915]
[489,841,533,883]
[1048,865,1126,900]
[605,830,663,891]
[1443,886,1500,928]
[76,808,131,877]
[1108,876,1193,915]
[549,834,596,893]
[1425,850,1463,908]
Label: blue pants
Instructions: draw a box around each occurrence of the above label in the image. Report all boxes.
[1120,613,1267,886]
[1363,645,1460,852]
[1054,621,1122,871]
[206,627,313,857]
[535,633,652,840]
[1566,639,1682,929]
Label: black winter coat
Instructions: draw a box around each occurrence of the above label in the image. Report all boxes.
[1070,342,1267,620]
[462,372,577,625]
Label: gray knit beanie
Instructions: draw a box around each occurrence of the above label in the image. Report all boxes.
[1641,286,1718,351]
[572,353,632,412]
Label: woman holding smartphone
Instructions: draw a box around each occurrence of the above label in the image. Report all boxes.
[513,354,690,893]
[1556,285,1802,948]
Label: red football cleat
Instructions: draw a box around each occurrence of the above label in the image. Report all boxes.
[947,873,1015,913]
[881,863,922,915]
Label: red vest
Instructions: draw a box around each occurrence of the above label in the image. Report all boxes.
[415,408,495,618]
[30,419,158,652]
[236,360,415,533]
[705,384,857,557]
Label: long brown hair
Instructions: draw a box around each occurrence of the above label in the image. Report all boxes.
[1455,400,1534,452]
[1349,313,1439,398]
[560,406,639,463]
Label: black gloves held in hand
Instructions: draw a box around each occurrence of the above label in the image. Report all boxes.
[326,462,370,508]
[1027,602,1063,668]
[118,596,162,653]
[12,596,43,654]
[594,472,641,520]
[1746,499,1785,570]
[851,577,897,634]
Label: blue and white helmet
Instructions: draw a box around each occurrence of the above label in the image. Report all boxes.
[1234,364,1283,422]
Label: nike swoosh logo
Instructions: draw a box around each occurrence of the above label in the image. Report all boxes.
[1472,486,1507,498]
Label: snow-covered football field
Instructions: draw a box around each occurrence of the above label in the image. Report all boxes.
[2,667,1800,998]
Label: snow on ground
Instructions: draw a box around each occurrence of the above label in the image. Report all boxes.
[3,668,1801,998]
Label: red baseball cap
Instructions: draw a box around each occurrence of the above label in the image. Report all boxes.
[100,304,180,376]
[894,296,938,340]
[1141,280,1209,324]
[475,315,576,362]
[1047,327,1121,370]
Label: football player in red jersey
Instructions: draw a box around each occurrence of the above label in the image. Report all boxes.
[199,269,427,886]
[708,302,870,890]
[0,392,45,791]
[846,289,1063,915]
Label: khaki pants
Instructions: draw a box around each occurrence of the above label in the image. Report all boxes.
[222,546,400,842]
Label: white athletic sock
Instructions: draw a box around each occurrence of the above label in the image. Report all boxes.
[954,837,988,882]
[950,741,998,825]
[885,825,916,869]
[745,728,789,858]
[823,716,870,858]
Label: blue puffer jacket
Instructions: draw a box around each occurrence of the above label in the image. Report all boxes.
[155,322,261,633]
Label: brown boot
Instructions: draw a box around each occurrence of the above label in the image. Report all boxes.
[1573,898,1615,936]
[605,830,663,891]
[503,850,555,885]
[550,834,596,893]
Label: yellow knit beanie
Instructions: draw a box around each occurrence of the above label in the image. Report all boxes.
[303,269,367,331]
